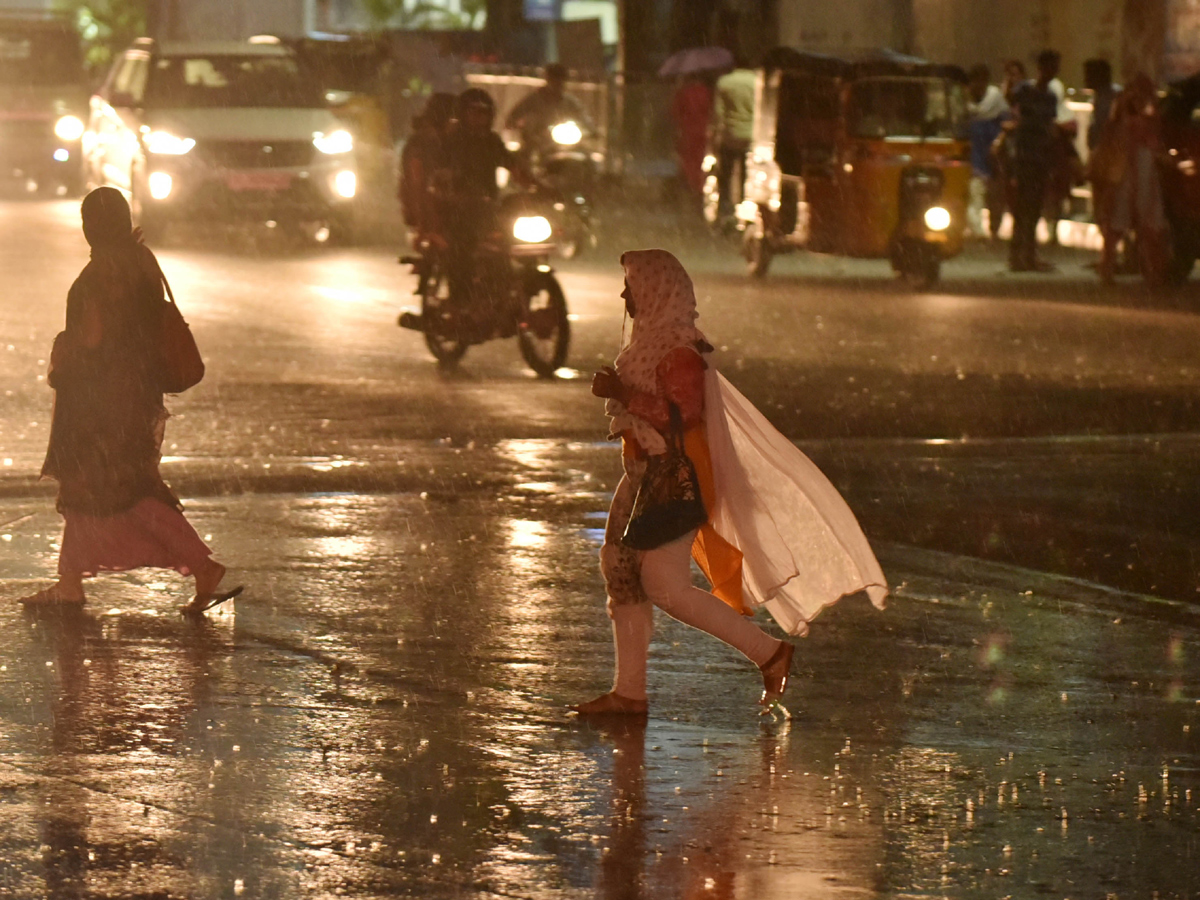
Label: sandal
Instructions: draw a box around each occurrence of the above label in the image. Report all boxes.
[570,691,648,717]
[759,641,795,706]
[17,586,86,606]
[180,585,244,616]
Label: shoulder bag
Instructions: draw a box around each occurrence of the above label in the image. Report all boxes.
[157,272,205,394]
[621,403,708,550]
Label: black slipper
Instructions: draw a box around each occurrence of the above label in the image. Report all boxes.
[180,585,244,616]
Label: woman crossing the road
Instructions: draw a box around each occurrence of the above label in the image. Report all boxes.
[18,187,239,614]
[574,249,887,716]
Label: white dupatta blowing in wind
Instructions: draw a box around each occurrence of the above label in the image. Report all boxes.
[609,249,887,636]
[704,368,888,635]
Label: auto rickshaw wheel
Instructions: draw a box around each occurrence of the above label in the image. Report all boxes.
[894,241,941,290]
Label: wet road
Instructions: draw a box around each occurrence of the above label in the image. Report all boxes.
[1,198,1199,897]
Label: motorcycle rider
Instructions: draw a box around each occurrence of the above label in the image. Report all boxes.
[504,63,591,156]
[398,92,456,246]
[437,88,535,332]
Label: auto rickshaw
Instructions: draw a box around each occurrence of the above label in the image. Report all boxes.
[738,48,971,286]
[1160,72,1200,284]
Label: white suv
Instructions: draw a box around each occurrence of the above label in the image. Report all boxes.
[83,37,357,239]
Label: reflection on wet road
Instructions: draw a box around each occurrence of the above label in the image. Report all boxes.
[2,199,1200,896]
[2,483,1198,897]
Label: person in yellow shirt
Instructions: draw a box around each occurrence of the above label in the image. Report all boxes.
[711,62,756,224]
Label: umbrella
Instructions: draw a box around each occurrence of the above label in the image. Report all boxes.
[657,46,734,78]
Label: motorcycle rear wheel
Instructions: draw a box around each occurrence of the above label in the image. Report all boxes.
[518,272,570,377]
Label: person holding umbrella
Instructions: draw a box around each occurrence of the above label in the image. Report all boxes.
[660,47,733,215]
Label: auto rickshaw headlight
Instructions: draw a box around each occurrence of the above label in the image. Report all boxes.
[513,215,552,243]
[551,120,583,146]
[54,115,85,142]
[924,206,952,232]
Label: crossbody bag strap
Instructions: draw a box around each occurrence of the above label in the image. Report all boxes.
[667,402,686,456]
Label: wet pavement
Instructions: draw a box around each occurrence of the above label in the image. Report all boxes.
[1,198,1199,896]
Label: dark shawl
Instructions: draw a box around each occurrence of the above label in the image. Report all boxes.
[41,188,180,516]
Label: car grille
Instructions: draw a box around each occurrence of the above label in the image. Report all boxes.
[198,140,314,169]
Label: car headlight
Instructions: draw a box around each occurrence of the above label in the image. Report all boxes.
[333,170,357,199]
[924,206,952,231]
[145,131,196,155]
[54,115,85,142]
[550,121,582,146]
[313,129,354,154]
[513,215,552,243]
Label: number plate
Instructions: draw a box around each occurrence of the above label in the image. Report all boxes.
[225,170,293,192]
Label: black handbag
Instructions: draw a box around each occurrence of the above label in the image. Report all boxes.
[621,404,708,550]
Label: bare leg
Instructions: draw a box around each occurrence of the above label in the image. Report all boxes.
[192,558,226,598]
[574,477,650,715]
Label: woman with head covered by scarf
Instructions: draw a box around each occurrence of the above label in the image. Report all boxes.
[18,187,239,613]
[576,250,887,716]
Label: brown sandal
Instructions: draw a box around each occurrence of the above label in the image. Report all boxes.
[759,641,795,706]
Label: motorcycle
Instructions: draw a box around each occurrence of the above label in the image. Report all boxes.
[510,119,600,259]
[398,193,570,377]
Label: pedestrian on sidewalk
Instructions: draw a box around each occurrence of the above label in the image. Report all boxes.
[18,187,239,613]
[965,64,1009,239]
[1091,73,1169,285]
[672,73,714,214]
[711,59,756,225]
[575,249,887,716]
[1007,50,1060,271]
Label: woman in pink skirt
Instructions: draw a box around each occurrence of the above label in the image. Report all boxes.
[19,187,239,613]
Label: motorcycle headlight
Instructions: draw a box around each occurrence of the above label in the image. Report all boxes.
[145,131,196,155]
[924,206,952,232]
[550,120,582,146]
[513,215,552,243]
[54,115,85,142]
[313,129,354,155]
[148,171,173,200]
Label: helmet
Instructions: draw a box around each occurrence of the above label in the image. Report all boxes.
[457,88,496,119]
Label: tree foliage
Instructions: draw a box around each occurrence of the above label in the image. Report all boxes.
[360,0,487,31]
[55,0,149,71]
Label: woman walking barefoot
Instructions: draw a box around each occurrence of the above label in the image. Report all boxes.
[18,187,239,614]
[574,250,887,716]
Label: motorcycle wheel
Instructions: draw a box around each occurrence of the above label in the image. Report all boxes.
[518,272,570,377]
[421,263,468,367]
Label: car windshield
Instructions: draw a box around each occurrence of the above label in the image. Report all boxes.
[848,77,966,140]
[0,27,83,87]
[143,55,323,108]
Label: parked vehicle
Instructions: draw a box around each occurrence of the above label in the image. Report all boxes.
[1161,72,1200,284]
[398,192,569,376]
[0,11,87,195]
[83,36,358,241]
[738,48,971,287]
